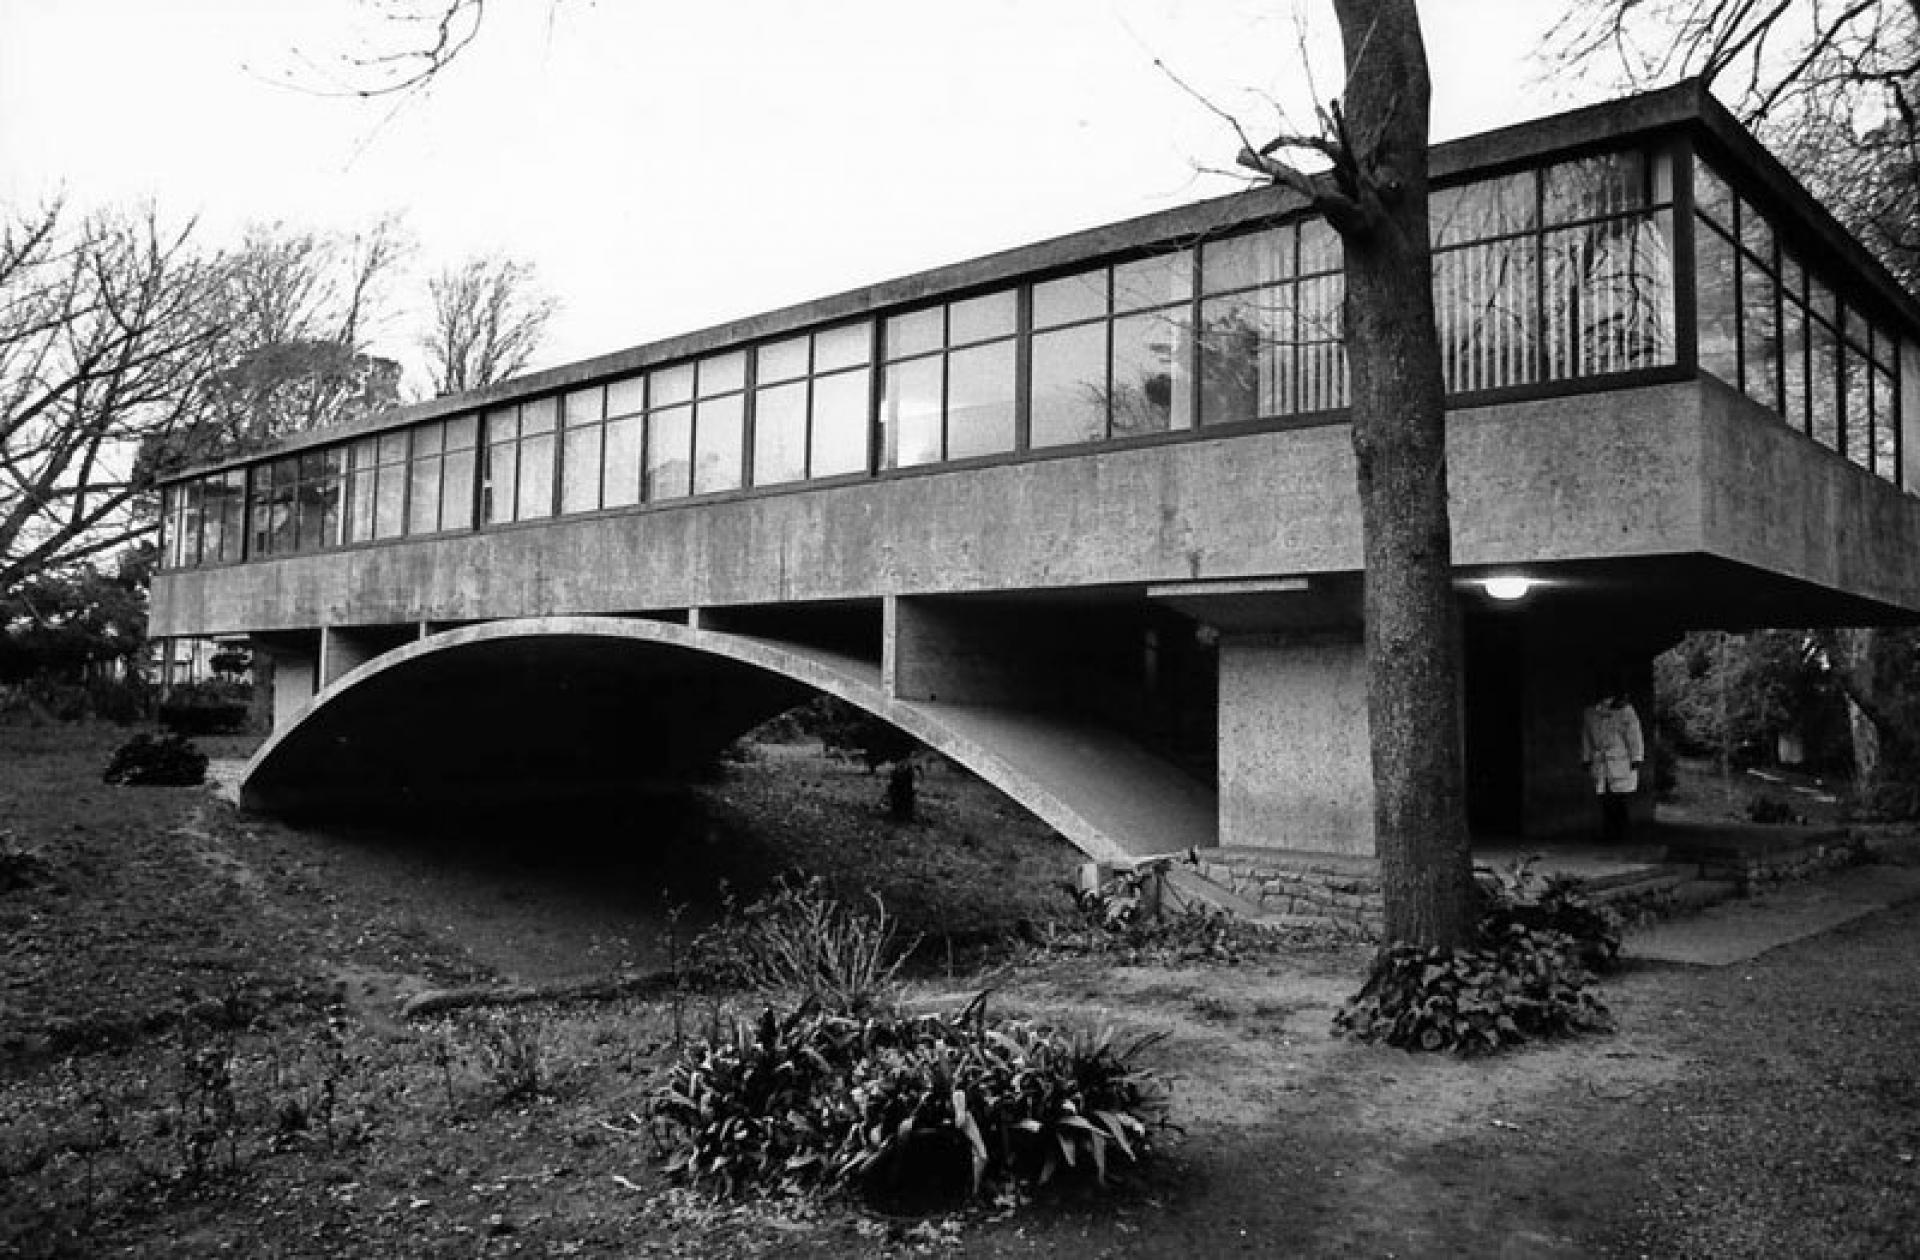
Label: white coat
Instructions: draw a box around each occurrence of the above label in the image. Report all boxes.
[1582,699,1645,794]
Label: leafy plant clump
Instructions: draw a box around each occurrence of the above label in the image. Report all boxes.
[1048,863,1293,965]
[1333,925,1612,1055]
[102,731,209,786]
[648,996,1167,1203]
[690,876,913,1013]
[1476,856,1623,973]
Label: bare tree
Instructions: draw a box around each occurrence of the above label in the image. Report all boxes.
[200,214,411,450]
[1551,2,1920,283]
[1236,0,1476,948]
[421,255,556,395]
[0,203,228,593]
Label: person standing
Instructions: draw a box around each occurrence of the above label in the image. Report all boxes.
[1582,676,1645,844]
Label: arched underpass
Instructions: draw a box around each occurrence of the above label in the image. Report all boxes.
[241,616,1218,867]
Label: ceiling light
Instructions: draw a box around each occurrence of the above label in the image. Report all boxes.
[1482,576,1534,602]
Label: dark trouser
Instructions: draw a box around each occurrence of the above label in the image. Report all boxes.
[1599,790,1632,845]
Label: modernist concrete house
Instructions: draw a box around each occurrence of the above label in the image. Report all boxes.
[150,81,1920,900]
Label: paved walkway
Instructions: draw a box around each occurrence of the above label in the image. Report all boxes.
[1626,862,1920,966]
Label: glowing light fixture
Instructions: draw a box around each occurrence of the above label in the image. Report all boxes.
[1482,576,1534,602]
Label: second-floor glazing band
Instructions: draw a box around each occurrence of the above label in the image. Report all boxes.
[158,134,1916,571]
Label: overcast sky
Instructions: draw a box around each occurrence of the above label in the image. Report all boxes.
[0,1,1600,394]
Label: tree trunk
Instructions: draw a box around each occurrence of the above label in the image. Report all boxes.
[1332,0,1477,949]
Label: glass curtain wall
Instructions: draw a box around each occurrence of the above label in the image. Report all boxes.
[1694,155,1908,487]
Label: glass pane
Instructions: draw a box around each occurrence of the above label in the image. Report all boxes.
[518,433,555,518]
[1432,171,1536,248]
[1031,322,1109,448]
[1298,219,1340,275]
[603,414,643,507]
[485,441,517,524]
[1844,339,1871,470]
[948,290,1018,345]
[1694,160,1734,229]
[1874,360,1898,480]
[1111,310,1193,435]
[1783,296,1810,433]
[408,456,442,534]
[561,425,603,513]
[607,376,645,417]
[1543,149,1644,223]
[1903,340,1920,492]
[882,357,943,468]
[1811,314,1841,452]
[1295,274,1347,410]
[521,396,558,434]
[412,422,444,457]
[1202,227,1291,295]
[348,459,376,542]
[563,386,603,428]
[885,307,944,360]
[946,340,1017,459]
[378,431,410,465]
[697,351,746,397]
[693,394,745,494]
[756,336,810,384]
[813,322,871,372]
[1437,236,1540,392]
[810,369,870,478]
[440,450,476,530]
[1033,269,1108,329]
[646,405,693,500]
[1739,199,1774,263]
[1114,250,1194,313]
[445,414,479,450]
[1694,220,1739,387]
[752,381,808,486]
[375,462,406,538]
[1741,252,1779,410]
[200,478,230,563]
[651,363,695,407]
[1199,289,1289,423]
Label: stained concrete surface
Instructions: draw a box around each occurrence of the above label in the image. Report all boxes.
[1625,864,1920,966]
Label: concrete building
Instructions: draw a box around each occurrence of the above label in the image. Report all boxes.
[150,82,1920,897]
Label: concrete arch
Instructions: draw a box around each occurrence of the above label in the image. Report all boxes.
[241,615,1217,865]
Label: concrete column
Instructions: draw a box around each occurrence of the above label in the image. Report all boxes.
[884,595,1061,705]
[319,626,382,688]
[250,637,318,734]
[1217,630,1377,855]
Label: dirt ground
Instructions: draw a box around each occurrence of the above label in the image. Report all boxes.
[3,725,1919,1258]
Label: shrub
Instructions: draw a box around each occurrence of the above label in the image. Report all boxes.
[648,995,1167,1203]
[102,732,208,786]
[1476,856,1622,973]
[1049,862,1286,965]
[1333,926,1611,1055]
[157,681,251,736]
[691,876,912,1013]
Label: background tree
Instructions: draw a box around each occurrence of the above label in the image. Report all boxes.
[421,254,557,395]
[1236,0,1476,949]
[0,203,227,594]
[199,215,411,452]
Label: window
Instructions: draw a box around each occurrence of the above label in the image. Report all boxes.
[406,415,478,535]
[1198,225,1345,423]
[646,364,695,501]
[1030,251,1195,448]
[483,397,558,523]
[882,293,1018,467]
[251,450,343,556]
[693,352,747,495]
[749,323,873,486]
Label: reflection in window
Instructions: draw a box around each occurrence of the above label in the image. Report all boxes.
[1111,311,1191,436]
[882,356,942,468]
[605,379,644,508]
[1695,221,1739,387]
[752,380,808,486]
[1436,236,1538,391]
[560,387,606,515]
[694,393,744,495]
